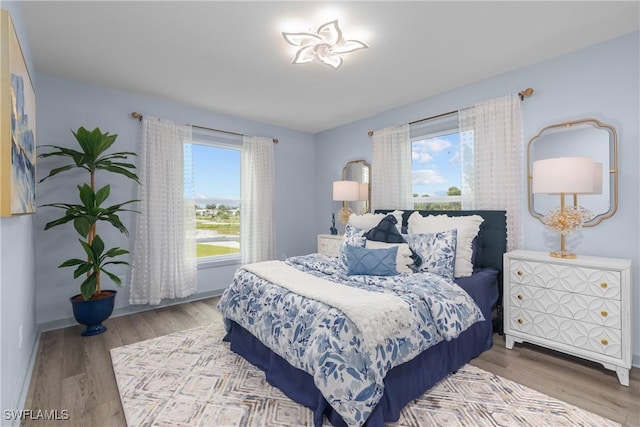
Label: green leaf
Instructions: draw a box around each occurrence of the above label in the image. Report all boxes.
[59,258,86,268]
[92,235,105,257]
[80,274,97,300]
[101,270,122,286]
[44,216,75,230]
[79,240,96,264]
[78,184,95,208]
[94,185,111,206]
[102,260,131,267]
[38,145,85,159]
[73,263,93,279]
[73,217,91,237]
[104,247,129,258]
[39,165,75,182]
[98,164,140,182]
[105,214,128,235]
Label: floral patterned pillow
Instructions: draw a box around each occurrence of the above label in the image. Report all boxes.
[339,224,366,270]
[409,229,457,279]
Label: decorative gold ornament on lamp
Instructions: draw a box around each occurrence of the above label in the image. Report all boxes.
[532,157,597,258]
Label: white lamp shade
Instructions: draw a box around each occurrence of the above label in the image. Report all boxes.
[358,183,369,201]
[532,157,595,194]
[333,180,360,201]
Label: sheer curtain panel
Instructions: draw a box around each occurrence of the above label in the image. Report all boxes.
[129,116,197,305]
[371,124,413,210]
[241,136,275,264]
[459,95,524,250]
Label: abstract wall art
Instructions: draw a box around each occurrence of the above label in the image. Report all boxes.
[1,9,36,216]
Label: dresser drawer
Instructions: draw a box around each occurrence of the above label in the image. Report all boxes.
[509,284,621,328]
[509,259,621,300]
[317,235,342,258]
[508,308,621,358]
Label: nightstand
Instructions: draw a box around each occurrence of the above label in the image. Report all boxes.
[317,234,342,258]
[503,249,632,386]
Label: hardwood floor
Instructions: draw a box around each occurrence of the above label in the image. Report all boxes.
[23,297,639,426]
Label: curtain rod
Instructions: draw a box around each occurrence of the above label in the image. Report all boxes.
[130,112,278,143]
[367,87,534,137]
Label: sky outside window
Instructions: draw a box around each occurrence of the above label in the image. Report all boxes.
[191,143,240,206]
[412,132,461,197]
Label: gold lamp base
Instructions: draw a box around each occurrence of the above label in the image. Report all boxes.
[337,205,353,224]
[549,250,577,259]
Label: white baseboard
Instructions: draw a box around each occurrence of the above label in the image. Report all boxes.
[12,329,42,426]
[38,289,225,333]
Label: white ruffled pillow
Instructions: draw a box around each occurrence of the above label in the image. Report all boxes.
[407,212,484,278]
[348,210,403,233]
[364,240,413,274]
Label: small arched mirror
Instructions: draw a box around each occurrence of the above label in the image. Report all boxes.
[527,118,618,227]
[342,160,371,214]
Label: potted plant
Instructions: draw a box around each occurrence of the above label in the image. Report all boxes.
[39,127,139,336]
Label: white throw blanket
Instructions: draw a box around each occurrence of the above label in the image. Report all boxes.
[242,260,414,351]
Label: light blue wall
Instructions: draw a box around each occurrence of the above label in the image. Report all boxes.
[0,1,39,416]
[4,6,638,408]
[315,32,640,362]
[34,74,317,324]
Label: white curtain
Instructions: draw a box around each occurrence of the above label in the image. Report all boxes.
[371,124,413,210]
[129,116,197,305]
[459,95,524,250]
[241,136,275,264]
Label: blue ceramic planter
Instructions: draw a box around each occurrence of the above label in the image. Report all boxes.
[70,290,117,336]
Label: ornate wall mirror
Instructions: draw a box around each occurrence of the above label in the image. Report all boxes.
[342,159,371,214]
[527,118,618,227]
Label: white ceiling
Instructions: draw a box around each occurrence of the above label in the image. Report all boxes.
[21,1,640,133]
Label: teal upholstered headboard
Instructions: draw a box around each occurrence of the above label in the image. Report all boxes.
[375,209,507,273]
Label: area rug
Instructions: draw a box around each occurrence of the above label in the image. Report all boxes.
[110,323,619,427]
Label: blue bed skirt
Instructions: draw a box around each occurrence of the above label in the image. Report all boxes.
[223,268,498,426]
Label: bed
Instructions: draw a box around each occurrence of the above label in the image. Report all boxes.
[218,209,506,426]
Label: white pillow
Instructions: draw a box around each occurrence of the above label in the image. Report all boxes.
[365,240,413,274]
[349,211,404,233]
[408,212,484,278]
[348,213,386,231]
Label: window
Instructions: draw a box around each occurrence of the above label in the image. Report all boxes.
[411,113,462,210]
[188,134,241,262]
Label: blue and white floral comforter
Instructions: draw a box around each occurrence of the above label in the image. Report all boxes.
[217,253,484,426]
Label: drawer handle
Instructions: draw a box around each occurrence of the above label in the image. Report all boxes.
[517,318,523,324]
[601,311,608,317]
[517,270,523,276]
[601,338,608,346]
[600,282,608,289]
[517,294,523,300]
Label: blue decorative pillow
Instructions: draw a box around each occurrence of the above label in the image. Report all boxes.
[345,245,399,276]
[365,215,405,243]
[409,229,457,279]
[338,223,366,270]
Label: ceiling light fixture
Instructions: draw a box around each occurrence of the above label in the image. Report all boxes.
[282,20,368,69]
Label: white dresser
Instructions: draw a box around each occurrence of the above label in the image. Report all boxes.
[503,249,632,386]
[317,234,342,258]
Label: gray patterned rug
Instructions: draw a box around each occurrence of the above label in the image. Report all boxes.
[110,323,619,426]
